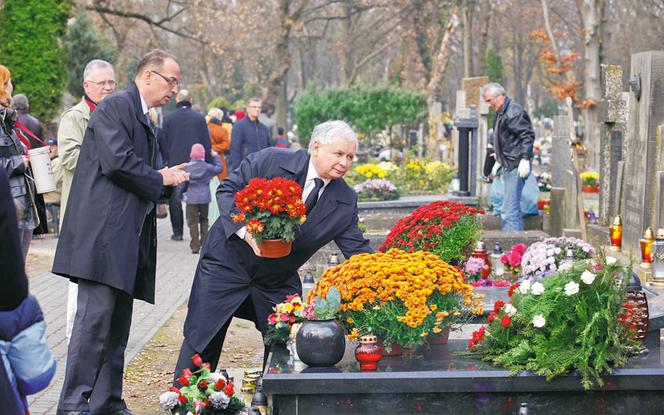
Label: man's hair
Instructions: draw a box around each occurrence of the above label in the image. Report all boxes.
[135,49,177,78]
[308,120,357,151]
[11,94,29,112]
[481,82,506,98]
[247,97,261,108]
[83,59,114,81]
[176,89,190,103]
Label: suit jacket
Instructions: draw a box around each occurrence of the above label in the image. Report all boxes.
[229,117,270,171]
[183,148,372,351]
[52,81,168,303]
[161,102,211,167]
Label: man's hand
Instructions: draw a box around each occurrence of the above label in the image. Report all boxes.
[244,232,263,257]
[517,159,530,178]
[211,149,218,157]
[160,163,190,186]
[491,161,501,177]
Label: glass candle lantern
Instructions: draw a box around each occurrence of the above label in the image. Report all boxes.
[302,271,315,301]
[640,227,656,268]
[490,242,505,279]
[355,335,382,371]
[651,228,664,286]
[472,241,491,279]
[609,215,623,251]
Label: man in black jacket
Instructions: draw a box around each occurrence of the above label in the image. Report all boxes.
[53,49,189,415]
[161,89,211,240]
[229,97,271,171]
[481,82,535,231]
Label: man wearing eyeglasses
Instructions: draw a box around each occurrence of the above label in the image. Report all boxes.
[481,82,535,231]
[53,50,189,415]
[58,59,117,343]
[229,97,272,171]
[161,88,212,241]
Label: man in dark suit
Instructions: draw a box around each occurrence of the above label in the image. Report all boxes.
[173,120,372,377]
[53,49,190,415]
[160,89,211,240]
[229,97,271,171]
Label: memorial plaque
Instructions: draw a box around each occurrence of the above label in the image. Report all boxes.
[621,51,664,256]
[461,76,489,109]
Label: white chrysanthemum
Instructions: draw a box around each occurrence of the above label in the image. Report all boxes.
[519,279,531,294]
[606,256,618,265]
[504,303,517,316]
[581,270,596,285]
[532,314,546,328]
[559,261,574,272]
[159,391,179,409]
[209,391,231,409]
[564,281,580,296]
[208,372,226,383]
[531,282,545,295]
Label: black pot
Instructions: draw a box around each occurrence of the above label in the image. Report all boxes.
[296,319,346,367]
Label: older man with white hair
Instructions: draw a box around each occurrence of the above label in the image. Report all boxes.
[173,120,373,378]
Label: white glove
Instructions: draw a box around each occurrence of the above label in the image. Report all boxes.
[491,161,501,177]
[517,159,530,178]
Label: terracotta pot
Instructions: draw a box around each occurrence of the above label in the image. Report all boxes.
[258,239,292,258]
[582,185,599,193]
[429,329,450,345]
[379,341,403,357]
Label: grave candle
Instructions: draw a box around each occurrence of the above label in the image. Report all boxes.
[472,241,491,279]
[651,228,664,286]
[609,215,623,251]
[640,227,656,268]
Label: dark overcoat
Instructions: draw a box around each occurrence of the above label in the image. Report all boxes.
[52,82,167,303]
[183,148,372,351]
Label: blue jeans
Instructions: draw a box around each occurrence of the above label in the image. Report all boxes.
[501,167,526,231]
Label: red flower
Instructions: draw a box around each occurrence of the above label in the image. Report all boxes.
[214,378,226,391]
[201,362,211,370]
[177,375,190,386]
[192,354,203,367]
[500,316,512,327]
[493,300,505,313]
[224,383,235,396]
[169,386,180,393]
[487,311,496,324]
[183,368,193,377]
[268,313,278,324]
[198,380,209,391]
[178,393,189,403]
[508,283,519,298]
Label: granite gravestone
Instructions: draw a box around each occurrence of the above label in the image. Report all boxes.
[620,51,664,256]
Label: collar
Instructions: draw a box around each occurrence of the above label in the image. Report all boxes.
[306,159,331,187]
[139,94,149,118]
[83,94,97,113]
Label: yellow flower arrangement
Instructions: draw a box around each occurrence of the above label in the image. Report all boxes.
[310,249,483,348]
[356,163,388,179]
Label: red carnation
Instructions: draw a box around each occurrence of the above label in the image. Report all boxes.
[198,380,209,391]
[201,362,211,370]
[183,368,193,377]
[178,393,189,403]
[500,316,512,327]
[177,375,190,386]
[224,383,235,396]
[169,386,180,393]
[508,283,519,298]
[214,378,226,391]
[493,300,505,313]
[487,312,496,324]
[192,354,203,367]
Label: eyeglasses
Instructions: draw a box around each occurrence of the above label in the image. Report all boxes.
[87,80,116,87]
[151,70,180,87]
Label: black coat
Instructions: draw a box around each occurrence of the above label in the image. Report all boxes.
[52,82,169,303]
[229,117,271,171]
[491,96,535,171]
[161,102,211,167]
[183,148,373,351]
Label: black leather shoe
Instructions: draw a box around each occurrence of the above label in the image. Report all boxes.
[56,410,90,415]
[170,234,183,241]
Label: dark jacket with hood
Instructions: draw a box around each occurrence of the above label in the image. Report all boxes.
[491,96,535,171]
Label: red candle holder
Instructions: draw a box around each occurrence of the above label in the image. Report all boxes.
[609,215,622,252]
[355,335,382,371]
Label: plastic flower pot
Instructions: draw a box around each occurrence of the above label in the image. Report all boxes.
[258,239,292,258]
[296,319,345,367]
[429,329,451,345]
[378,340,403,357]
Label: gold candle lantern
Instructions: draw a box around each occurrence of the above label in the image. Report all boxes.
[609,215,623,252]
[640,227,656,268]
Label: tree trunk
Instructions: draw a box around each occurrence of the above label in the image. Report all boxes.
[580,0,605,171]
[462,3,472,78]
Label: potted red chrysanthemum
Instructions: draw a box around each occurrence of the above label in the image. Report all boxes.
[232,177,307,258]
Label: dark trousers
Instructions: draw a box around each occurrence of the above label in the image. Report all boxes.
[186,203,209,252]
[173,295,270,384]
[169,191,183,236]
[58,279,133,414]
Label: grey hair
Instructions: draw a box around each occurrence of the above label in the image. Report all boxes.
[481,82,506,98]
[308,120,357,151]
[11,94,29,111]
[83,59,114,81]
